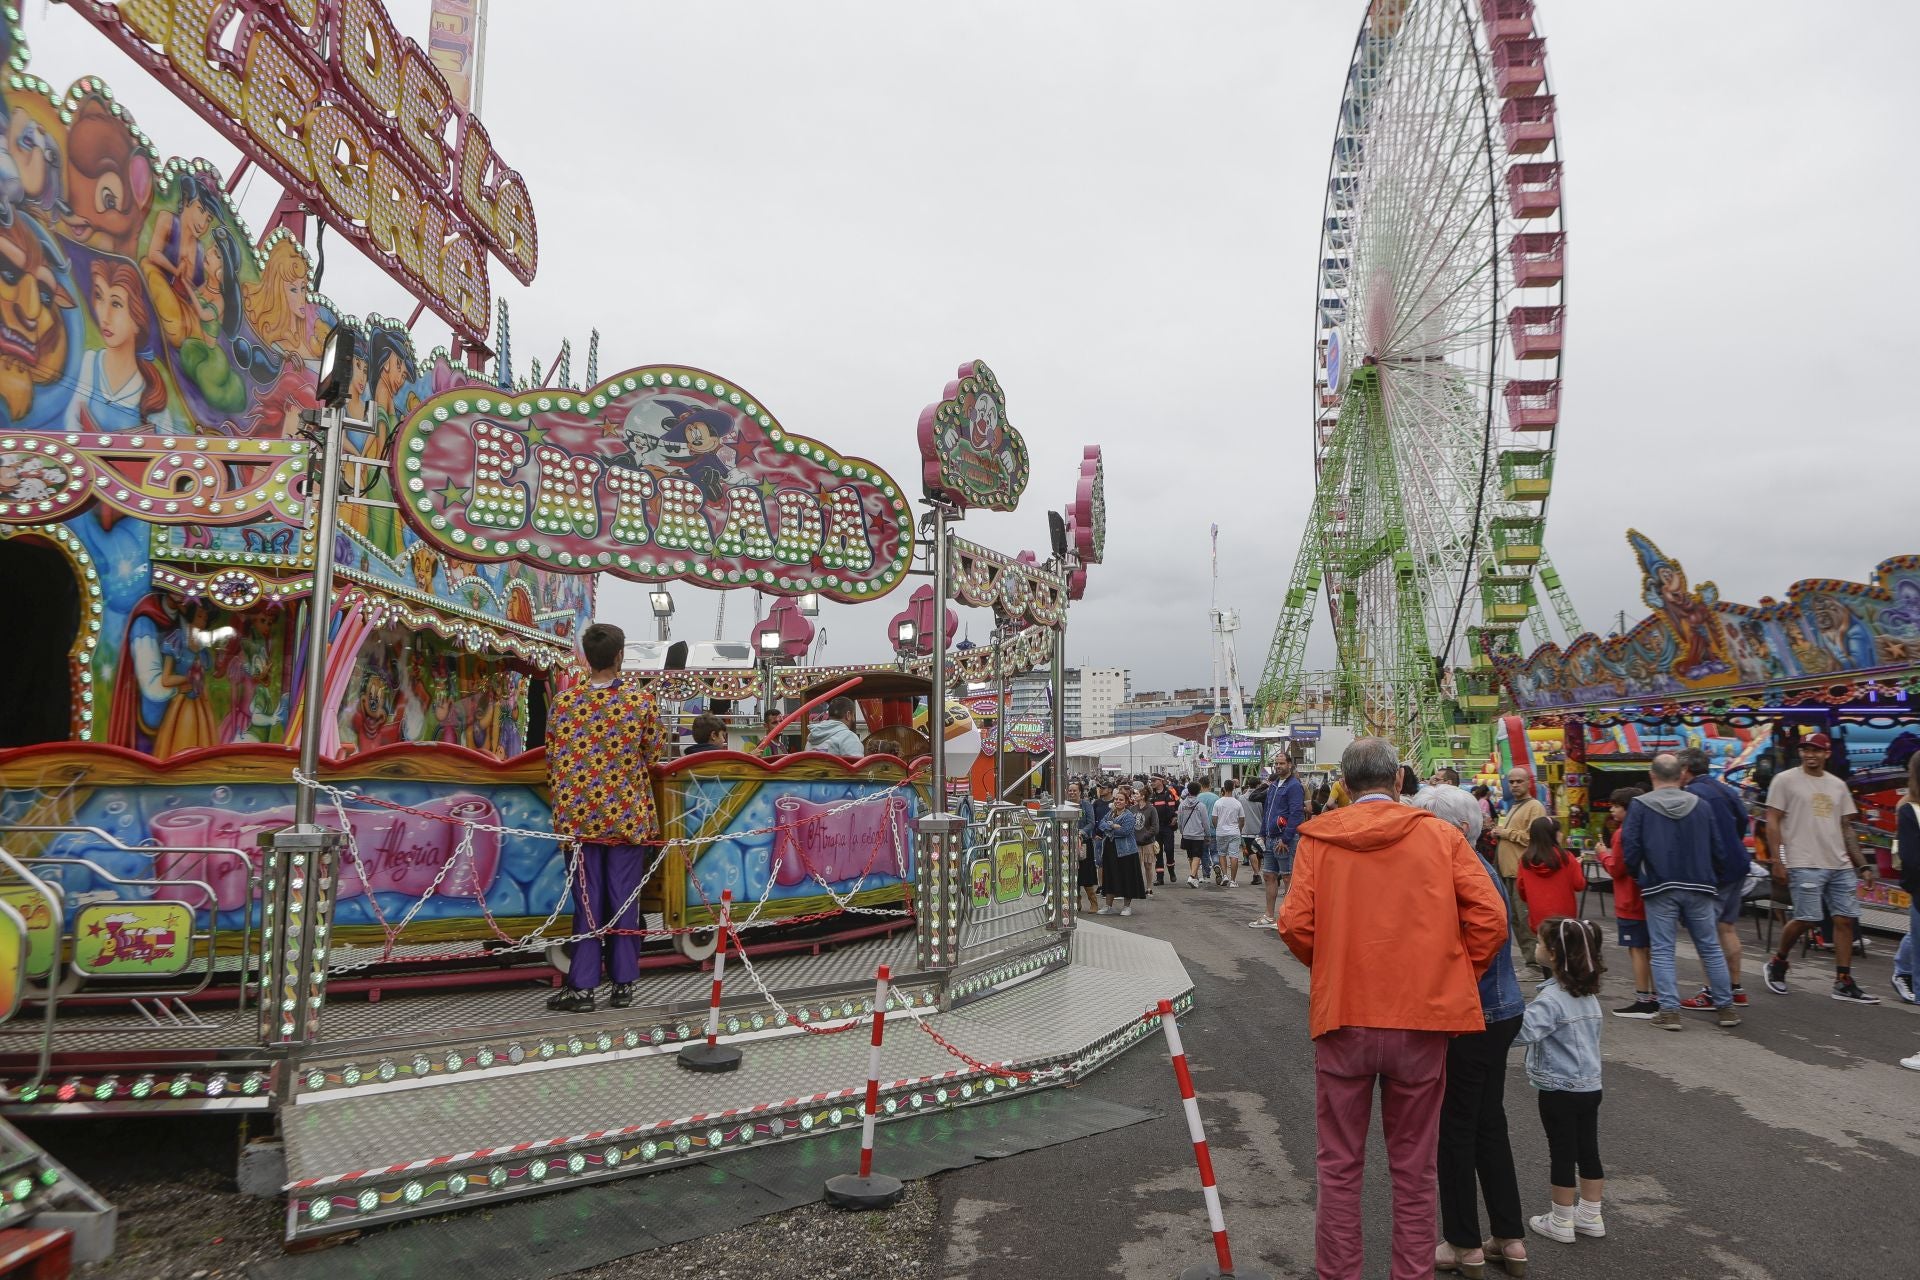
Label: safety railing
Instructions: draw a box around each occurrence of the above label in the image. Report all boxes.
[0,848,63,1087]
[0,826,254,1017]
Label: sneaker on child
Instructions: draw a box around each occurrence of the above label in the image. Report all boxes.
[1528,1209,1576,1244]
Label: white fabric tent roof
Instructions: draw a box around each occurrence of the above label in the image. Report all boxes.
[1064,731,1191,772]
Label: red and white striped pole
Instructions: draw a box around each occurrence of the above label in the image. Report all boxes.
[1159,998,1271,1280]
[825,964,905,1209]
[678,890,743,1073]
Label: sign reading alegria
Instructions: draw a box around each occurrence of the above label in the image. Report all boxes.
[916,361,1029,511]
[391,367,914,602]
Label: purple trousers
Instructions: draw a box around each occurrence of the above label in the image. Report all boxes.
[565,841,645,990]
[1312,1025,1450,1280]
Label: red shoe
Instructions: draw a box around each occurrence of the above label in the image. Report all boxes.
[1678,986,1748,1010]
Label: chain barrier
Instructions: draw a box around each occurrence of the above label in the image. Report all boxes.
[295,769,918,972]
[721,927,877,1038]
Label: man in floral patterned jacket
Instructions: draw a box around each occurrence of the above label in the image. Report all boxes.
[545,622,665,1012]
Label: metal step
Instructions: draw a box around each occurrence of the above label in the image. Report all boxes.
[0,1118,115,1264]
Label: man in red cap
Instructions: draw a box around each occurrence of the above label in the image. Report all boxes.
[1762,732,1881,1003]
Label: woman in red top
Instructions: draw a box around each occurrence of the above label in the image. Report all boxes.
[1515,816,1586,971]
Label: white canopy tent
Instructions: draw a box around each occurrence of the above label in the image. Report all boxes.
[1064,731,1192,779]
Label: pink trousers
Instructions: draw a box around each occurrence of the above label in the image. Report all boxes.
[1312,1025,1450,1280]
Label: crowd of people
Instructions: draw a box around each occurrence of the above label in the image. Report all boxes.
[1245,733,1920,1280]
[1070,755,1318,920]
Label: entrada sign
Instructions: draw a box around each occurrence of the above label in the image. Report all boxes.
[65,0,538,344]
[392,367,914,602]
[916,361,1028,511]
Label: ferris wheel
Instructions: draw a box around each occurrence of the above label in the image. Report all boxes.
[1256,0,1568,762]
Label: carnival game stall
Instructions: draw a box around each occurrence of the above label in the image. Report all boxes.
[1495,532,1920,934]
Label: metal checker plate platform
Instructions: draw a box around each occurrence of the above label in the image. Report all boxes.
[280,922,1191,1239]
[0,930,920,1062]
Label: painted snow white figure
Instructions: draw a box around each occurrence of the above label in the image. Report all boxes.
[108,595,218,757]
[545,621,666,1012]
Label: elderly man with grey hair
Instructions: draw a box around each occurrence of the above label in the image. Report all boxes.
[1281,740,1507,1280]
[1416,783,1531,1272]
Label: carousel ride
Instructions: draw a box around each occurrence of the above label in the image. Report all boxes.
[0,3,1186,1250]
[1256,0,1579,769]
[1491,532,1920,937]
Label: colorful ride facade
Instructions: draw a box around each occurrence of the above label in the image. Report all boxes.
[1491,532,1918,927]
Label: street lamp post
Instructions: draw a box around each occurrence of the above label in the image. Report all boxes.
[756,624,782,733]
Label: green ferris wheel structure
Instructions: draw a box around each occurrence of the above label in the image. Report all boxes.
[1255,0,1580,768]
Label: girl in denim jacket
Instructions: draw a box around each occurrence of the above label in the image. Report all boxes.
[1515,916,1607,1248]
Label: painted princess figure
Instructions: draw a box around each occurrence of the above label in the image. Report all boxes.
[66,258,172,432]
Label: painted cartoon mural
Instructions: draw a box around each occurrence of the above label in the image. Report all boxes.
[1497,531,1920,713]
[0,16,590,766]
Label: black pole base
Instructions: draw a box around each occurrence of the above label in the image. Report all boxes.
[824,1172,905,1210]
[1178,1264,1272,1279]
[676,1042,742,1073]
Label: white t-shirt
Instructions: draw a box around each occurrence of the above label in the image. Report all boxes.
[1764,766,1856,871]
[1213,795,1246,837]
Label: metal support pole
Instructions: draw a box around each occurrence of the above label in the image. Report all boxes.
[1050,613,1068,806]
[928,506,950,815]
[258,827,341,1064]
[293,404,349,831]
[993,618,1007,800]
[1049,805,1080,934]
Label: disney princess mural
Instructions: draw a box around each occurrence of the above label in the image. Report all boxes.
[107,594,218,756]
[66,254,172,431]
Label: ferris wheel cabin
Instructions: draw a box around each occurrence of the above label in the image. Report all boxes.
[1480,0,1541,42]
[1501,95,1558,155]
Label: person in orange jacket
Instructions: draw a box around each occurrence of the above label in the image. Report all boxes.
[1279,737,1508,1280]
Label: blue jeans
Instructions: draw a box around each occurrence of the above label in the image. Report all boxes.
[1893,902,1920,979]
[1644,889,1733,1011]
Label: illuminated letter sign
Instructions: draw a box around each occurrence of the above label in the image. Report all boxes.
[391,367,914,602]
[63,0,538,345]
[916,360,1029,512]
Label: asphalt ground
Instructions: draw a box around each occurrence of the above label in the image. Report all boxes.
[39,882,1919,1279]
[927,879,1919,1279]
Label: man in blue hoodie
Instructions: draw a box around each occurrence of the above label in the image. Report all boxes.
[1675,746,1753,1012]
[1251,753,1307,928]
[1622,753,1741,1031]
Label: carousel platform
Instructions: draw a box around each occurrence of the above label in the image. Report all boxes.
[278,921,1191,1241]
[0,927,929,1116]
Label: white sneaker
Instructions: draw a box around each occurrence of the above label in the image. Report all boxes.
[1095,905,1114,915]
[1529,1211,1576,1243]
[1187,876,1199,888]
[1575,1206,1605,1238]
[1120,906,1134,917]
[1901,1052,1920,1072]
[1247,917,1274,929]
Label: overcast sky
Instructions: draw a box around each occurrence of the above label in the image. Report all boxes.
[35,2,1916,694]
